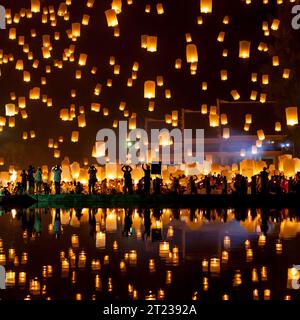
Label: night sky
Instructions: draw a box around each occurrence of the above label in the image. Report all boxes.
[0,0,299,169]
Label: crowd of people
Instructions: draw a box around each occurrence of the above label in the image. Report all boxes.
[1,164,300,196]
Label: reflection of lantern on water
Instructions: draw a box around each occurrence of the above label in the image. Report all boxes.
[258,234,266,247]
[71,234,79,248]
[120,260,126,273]
[78,251,86,268]
[149,259,155,273]
[0,252,6,265]
[287,267,300,289]
[95,275,102,291]
[261,266,268,281]
[21,252,28,265]
[71,271,76,284]
[166,270,172,285]
[223,236,230,249]
[18,272,26,286]
[96,232,106,249]
[159,242,170,258]
[108,278,113,292]
[239,41,250,59]
[106,212,117,232]
[145,291,156,300]
[276,240,282,254]
[61,259,69,271]
[264,289,270,300]
[91,259,101,271]
[6,271,15,287]
[233,271,242,286]
[200,0,213,13]
[104,255,109,265]
[29,278,41,295]
[210,258,220,274]
[113,241,118,251]
[9,248,15,261]
[129,250,137,266]
[286,107,298,126]
[222,251,229,263]
[167,226,174,238]
[203,277,209,291]
[252,268,259,282]
[253,289,259,300]
[246,249,253,262]
[202,259,209,272]
[158,289,165,300]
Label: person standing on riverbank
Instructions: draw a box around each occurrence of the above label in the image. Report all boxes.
[52,165,62,194]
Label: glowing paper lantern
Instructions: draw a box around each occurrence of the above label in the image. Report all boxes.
[71,131,79,143]
[209,114,219,127]
[200,0,213,13]
[186,44,198,63]
[286,107,298,126]
[5,104,15,116]
[144,81,156,99]
[275,122,281,132]
[31,0,40,13]
[239,41,251,59]
[105,9,118,27]
[231,90,240,100]
[146,36,158,52]
[257,130,265,141]
[223,128,230,139]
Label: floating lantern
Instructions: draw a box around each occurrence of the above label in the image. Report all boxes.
[275,122,281,132]
[257,129,265,141]
[144,81,156,99]
[231,90,240,100]
[239,41,251,58]
[71,131,79,143]
[147,36,158,52]
[105,9,118,27]
[286,107,298,126]
[5,104,15,116]
[222,128,230,139]
[186,44,198,63]
[209,114,219,127]
[200,0,213,13]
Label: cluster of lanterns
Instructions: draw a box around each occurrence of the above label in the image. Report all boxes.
[0,0,298,169]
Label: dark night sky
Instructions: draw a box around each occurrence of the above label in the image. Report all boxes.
[0,0,298,169]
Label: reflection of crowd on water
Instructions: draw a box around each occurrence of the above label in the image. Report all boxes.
[2,164,300,196]
[4,206,300,240]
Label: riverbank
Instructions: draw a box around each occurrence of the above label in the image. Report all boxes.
[1,193,300,209]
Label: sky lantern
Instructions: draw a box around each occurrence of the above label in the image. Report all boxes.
[186,44,198,63]
[77,114,86,128]
[201,104,208,114]
[250,90,257,101]
[5,104,15,116]
[286,107,298,126]
[15,60,24,70]
[275,122,281,132]
[112,0,122,13]
[9,28,16,40]
[146,36,158,52]
[0,117,6,126]
[200,0,213,13]
[148,101,155,112]
[8,117,15,128]
[175,59,182,69]
[245,114,252,124]
[271,19,280,31]
[272,56,279,66]
[31,0,40,13]
[79,53,88,66]
[257,129,265,141]
[217,31,225,42]
[223,128,230,139]
[239,41,251,58]
[91,103,101,112]
[209,114,219,127]
[72,23,81,38]
[165,89,171,99]
[220,70,228,81]
[220,113,228,125]
[105,9,118,27]
[144,81,156,99]
[283,68,291,79]
[71,131,79,143]
[231,90,240,100]
[18,97,26,109]
[157,3,164,14]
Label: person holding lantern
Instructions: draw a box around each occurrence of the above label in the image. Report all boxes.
[88,165,98,194]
